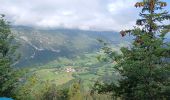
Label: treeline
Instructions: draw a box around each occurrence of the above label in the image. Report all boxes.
[14,78,112,100]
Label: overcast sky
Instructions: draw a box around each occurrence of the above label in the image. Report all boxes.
[0,0,170,31]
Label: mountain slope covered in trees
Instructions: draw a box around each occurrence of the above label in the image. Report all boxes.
[12,26,131,67]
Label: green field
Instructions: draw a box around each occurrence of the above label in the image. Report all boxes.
[35,68,74,86]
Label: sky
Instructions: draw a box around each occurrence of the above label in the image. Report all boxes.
[0,0,170,31]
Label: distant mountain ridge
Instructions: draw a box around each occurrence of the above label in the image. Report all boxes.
[12,26,131,67]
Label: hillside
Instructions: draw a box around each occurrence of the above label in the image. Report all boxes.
[12,26,131,67]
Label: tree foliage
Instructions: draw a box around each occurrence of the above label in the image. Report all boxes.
[68,81,83,100]
[0,14,20,97]
[93,0,170,100]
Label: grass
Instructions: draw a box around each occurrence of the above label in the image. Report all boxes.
[35,68,74,86]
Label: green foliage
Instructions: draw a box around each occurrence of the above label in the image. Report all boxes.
[68,82,83,100]
[14,74,40,100]
[0,14,20,97]
[93,0,170,100]
[42,84,69,100]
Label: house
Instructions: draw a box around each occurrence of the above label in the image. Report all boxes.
[66,67,76,73]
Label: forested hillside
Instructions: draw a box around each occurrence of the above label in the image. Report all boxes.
[12,26,131,67]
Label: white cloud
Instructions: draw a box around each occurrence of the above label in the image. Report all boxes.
[0,0,140,31]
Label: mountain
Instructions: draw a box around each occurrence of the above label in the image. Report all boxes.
[12,26,131,67]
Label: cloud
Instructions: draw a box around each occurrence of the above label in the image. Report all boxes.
[0,0,143,31]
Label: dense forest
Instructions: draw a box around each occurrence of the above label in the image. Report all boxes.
[0,0,170,100]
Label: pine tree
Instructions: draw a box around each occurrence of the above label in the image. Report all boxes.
[93,0,170,100]
[0,14,20,97]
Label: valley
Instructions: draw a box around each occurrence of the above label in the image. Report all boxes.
[23,53,120,90]
[11,25,170,100]
[10,26,128,99]
[12,26,131,67]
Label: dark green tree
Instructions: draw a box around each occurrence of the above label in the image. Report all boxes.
[0,14,20,97]
[93,0,170,100]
